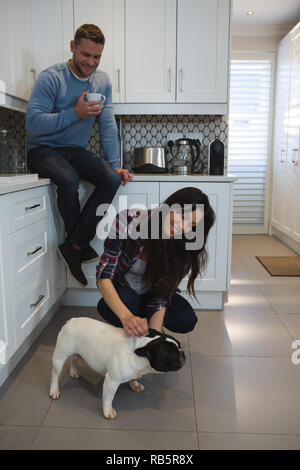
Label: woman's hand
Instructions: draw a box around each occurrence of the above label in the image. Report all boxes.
[121,314,148,337]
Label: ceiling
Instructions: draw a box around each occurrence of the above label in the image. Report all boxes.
[232,0,300,36]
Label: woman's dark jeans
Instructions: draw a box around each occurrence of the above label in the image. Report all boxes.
[27,146,121,245]
[97,284,198,334]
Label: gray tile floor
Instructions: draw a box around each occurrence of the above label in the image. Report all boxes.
[1,234,300,450]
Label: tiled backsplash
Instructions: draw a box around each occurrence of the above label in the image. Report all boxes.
[0,106,228,174]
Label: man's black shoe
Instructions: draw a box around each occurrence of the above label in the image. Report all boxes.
[80,244,100,264]
[57,241,88,287]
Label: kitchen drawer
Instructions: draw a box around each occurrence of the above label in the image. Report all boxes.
[7,186,48,234]
[13,266,51,349]
[9,218,50,291]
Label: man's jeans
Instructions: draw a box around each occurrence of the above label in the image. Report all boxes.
[27,146,121,246]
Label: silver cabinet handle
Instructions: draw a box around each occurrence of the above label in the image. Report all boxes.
[179,68,184,92]
[30,294,45,308]
[25,203,40,211]
[292,148,299,165]
[30,68,37,83]
[117,68,120,92]
[280,149,286,163]
[167,68,172,92]
[27,246,42,256]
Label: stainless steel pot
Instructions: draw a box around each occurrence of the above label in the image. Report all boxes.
[133,147,166,173]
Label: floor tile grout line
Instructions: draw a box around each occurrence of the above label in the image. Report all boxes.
[3,422,300,439]
[186,332,200,450]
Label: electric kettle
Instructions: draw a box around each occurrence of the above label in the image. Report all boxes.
[167,138,201,174]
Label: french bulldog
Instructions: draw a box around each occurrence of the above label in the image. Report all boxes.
[49,317,185,419]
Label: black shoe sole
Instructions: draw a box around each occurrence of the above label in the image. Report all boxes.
[57,246,87,287]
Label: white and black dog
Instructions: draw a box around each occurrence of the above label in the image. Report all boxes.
[49,317,185,419]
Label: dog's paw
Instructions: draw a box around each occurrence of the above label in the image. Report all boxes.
[129,379,145,393]
[50,388,60,400]
[103,408,117,420]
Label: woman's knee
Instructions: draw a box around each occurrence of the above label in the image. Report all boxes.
[164,294,198,334]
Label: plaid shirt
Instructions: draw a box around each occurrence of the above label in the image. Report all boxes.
[96,209,173,316]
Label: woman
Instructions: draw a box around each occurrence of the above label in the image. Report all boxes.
[96,187,215,338]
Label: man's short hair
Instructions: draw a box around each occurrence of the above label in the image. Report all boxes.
[74,24,105,46]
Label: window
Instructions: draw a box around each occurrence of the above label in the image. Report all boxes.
[228,52,275,234]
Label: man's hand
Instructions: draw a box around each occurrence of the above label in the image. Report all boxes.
[75,91,104,119]
[116,168,134,185]
[121,314,148,337]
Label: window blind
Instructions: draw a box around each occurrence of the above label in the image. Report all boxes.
[228,58,273,233]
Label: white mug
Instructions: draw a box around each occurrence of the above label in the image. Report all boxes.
[86,93,106,106]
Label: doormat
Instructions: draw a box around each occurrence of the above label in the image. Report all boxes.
[255,256,300,276]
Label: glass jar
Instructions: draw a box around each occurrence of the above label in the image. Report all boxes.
[0,129,26,174]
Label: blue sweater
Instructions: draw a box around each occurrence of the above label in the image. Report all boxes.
[26,62,120,169]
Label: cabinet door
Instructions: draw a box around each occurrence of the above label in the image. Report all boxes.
[125,0,176,102]
[177,0,230,103]
[285,23,300,242]
[159,182,230,292]
[31,0,73,76]
[74,0,125,103]
[0,0,32,100]
[271,35,290,230]
[67,181,160,288]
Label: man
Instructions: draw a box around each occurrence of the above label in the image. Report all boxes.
[26,24,133,287]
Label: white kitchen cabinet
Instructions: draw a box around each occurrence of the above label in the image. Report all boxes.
[31,0,73,76]
[0,184,66,366]
[73,0,125,103]
[125,0,230,104]
[177,0,230,103]
[271,35,290,230]
[0,0,33,101]
[125,0,176,102]
[271,22,300,246]
[63,176,235,310]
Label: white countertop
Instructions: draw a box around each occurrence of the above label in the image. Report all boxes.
[0,177,51,196]
[130,173,237,182]
[0,173,237,196]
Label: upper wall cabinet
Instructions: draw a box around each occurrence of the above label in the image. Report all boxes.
[177,0,230,103]
[125,0,231,104]
[125,0,176,103]
[73,0,125,103]
[31,0,73,76]
[0,0,32,101]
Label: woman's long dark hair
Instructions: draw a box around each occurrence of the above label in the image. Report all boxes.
[141,187,216,298]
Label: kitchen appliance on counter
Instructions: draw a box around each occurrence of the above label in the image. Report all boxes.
[167,138,201,174]
[0,128,26,174]
[208,138,225,175]
[132,147,166,173]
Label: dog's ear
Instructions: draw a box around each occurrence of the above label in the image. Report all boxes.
[135,336,164,357]
[134,344,150,358]
[147,328,163,338]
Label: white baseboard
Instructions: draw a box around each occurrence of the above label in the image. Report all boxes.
[270,226,300,255]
